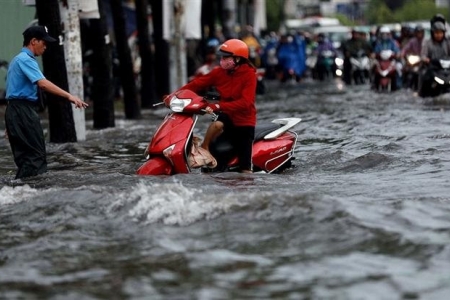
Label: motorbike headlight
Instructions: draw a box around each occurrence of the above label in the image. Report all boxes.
[434,76,445,85]
[170,97,192,112]
[407,55,420,65]
[439,59,450,69]
[335,57,344,66]
[380,50,393,60]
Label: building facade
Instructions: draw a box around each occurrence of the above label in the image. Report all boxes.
[284,0,368,20]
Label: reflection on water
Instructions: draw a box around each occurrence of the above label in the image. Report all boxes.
[1,81,450,299]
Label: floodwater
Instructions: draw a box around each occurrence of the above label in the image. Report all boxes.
[1,79,450,299]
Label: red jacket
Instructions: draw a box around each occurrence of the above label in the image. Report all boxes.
[180,64,257,127]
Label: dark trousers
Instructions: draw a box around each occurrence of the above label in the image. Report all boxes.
[343,58,352,84]
[5,100,47,179]
[216,113,255,171]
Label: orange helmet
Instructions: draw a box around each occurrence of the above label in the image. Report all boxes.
[217,39,249,59]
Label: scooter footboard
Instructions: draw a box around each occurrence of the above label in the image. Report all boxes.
[136,157,172,175]
[252,132,298,173]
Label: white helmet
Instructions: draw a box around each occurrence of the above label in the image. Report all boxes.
[379,26,390,34]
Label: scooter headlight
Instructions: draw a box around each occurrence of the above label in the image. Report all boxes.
[439,59,450,69]
[170,96,192,112]
[335,57,344,67]
[380,50,393,60]
[434,76,445,85]
[407,55,420,65]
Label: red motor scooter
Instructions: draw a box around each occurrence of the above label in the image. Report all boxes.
[373,50,397,92]
[136,89,301,175]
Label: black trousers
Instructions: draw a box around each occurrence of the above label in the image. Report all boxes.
[216,113,255,171]
[5,100,47,179]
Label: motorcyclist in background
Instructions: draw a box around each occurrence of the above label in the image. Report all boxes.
[421,22,450,65]
[313,33,337,55]
[372,26,401,91]
[398,25,414,49]
[189,38,220,82]
[373,27,401,57]
[241,25,262,67]
[276,34,306,83]
[312,33,338,80]
[419,21,450,97]
[402,26,425,58]
[401,25,425,90]
[341,29,372,85]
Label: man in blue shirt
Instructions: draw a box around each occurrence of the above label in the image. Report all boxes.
[373,27,400,55]
[5,25,88,179]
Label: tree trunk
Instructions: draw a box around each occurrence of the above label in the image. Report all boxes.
[150,0,170,99]
[135,0,158,108]
[60,0,86,141]
[110,0,141,119]
[89,0,116,128]
[35,0,77,143]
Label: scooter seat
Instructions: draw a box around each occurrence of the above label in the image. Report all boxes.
[254,123,282,141]
[210,123,282,154]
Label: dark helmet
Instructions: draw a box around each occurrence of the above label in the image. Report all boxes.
[414,25,424,33]
[217,39,249,59]
[401,25,413,33]
[431,14,446,27]
[432,21,446,32]
[317,33,325,42]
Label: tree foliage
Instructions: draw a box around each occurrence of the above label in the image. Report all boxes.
[394,0,448,22]
[266,0,283,31]
[365,0,395,24]
[333,13,357,27]
[364,0,450,24]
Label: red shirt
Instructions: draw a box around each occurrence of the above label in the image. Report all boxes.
[180,64,257,127]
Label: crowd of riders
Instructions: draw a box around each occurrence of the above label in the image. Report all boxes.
[192,14,450,97]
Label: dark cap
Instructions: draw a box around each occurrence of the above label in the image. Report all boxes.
[23,26,57,43]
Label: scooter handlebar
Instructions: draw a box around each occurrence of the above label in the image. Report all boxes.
[200,109,219,121]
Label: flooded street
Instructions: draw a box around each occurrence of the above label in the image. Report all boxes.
[1,79,450,299]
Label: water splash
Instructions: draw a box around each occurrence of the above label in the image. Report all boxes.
[0,185,40,206]
[109,181,246,226]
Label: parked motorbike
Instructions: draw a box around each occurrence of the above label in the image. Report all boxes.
[136,89,301,175]
[373,50,397,92]
[349,50,370,84]
[419,57,450,98]
[403,54,421,90]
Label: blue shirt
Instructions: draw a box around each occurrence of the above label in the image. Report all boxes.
[6,48,45,101]
[374,38,400,55]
